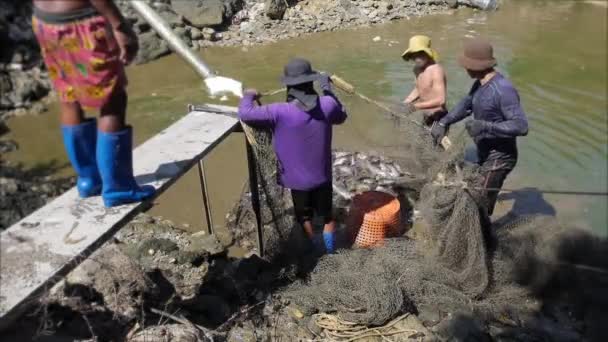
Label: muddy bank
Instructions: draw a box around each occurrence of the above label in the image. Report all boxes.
[0,138,74,230]
[0,213,316,341]
[2,151,606,341]
[3,205,604,340]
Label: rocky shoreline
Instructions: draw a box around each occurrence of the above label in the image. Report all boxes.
[0,0,498,121]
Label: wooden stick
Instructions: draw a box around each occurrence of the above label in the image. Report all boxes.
[150,307,216,341]
[261,88,286,97]
[330,74,453,150]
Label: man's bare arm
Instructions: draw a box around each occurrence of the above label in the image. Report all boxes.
[89,0,126,28]
[89,0,138,64]
[404,87,419,103]
[413,66,446,110]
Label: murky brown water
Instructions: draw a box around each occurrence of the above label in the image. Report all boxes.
[5,0,607,236]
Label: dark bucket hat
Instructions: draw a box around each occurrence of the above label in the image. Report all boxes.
[458,37,497,71]
[281,58,321,86]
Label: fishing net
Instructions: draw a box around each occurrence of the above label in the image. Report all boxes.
[226,125,306,262]
[226,90,607,336]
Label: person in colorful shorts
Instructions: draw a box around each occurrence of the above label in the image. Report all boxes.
[32,0,154,207]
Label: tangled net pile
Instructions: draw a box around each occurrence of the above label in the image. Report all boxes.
[226,95,607,338]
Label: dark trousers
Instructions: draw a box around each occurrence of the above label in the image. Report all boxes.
[476,167,512,216]
[290,182,333,225]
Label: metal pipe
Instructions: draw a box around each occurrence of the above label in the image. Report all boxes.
[130,1,213,78]
[245,137,264,257]
[197,160,214,235]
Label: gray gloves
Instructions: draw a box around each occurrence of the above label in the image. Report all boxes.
[431,122,447,146]
[318,72,332,92]
[465,119,490,137]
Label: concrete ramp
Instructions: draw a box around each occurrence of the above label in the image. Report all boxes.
[0,105,239,329]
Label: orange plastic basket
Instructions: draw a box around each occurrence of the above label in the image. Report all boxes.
[347,191,401,248]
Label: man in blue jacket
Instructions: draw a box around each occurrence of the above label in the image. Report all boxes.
[431,38,528,217]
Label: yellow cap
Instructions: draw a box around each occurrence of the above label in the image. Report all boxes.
[401,35,440,62]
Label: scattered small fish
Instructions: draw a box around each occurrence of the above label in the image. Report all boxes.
[373,36,382,42]
[333,157,350,167]
[336,165,354,176]
[378,179,397,186]
[333,183,352,200]
[362,178,375,185]
[384,164,401,178]
[363,159,383,175]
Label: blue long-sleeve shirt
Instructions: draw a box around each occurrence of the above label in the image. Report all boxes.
[440,73,528,169]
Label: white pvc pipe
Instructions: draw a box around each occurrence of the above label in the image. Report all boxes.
[130,1,213,78]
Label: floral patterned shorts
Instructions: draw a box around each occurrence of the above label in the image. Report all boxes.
[32,15,127,110]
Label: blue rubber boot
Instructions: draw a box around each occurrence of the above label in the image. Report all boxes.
[323,231,336,254]
[97,126,155,207]
[61,119,102,198]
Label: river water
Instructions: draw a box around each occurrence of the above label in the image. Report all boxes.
[5,0,607,236]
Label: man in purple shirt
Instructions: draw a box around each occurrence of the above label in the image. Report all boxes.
[239,58,347,253]
[431,38,528,218]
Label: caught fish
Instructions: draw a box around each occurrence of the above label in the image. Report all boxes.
[334,151,350,159]
[333,183,352,200]
[363,159,383,175]
[384,164,401,178]
[333,157,350,167]
[378,178,397,186]
[392,163,404,174]
[362,178,375,185]
[375,186,395,196]
[336,165,354,176]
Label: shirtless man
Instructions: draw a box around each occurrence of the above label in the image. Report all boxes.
[32,0,155,207]
[401,35,447,126]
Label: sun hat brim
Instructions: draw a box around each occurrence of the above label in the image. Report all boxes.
[458,54,497,71]
[401,48,440,62]
[281,71,321,86]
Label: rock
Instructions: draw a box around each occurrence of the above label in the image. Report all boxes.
[228,321,257,342]
[189,27,203,40]
[134,31,171,65]
[138,238,179,256]
[157,8,184,27]
[434,313,492,342]
[216,229,234,248]
[239,22,257,35]
[174,26,188,39]
[187,233,225,256]
[183,294,231,324]
[128,324,203,342]
[0,177,19,194]
[202,27,220,41]
[265,0,288,20]
[65,243,152,320]
[0,140,18,154]
[202,27,216,36]
[172,0,227,28]
[417,303,443,327]
[172,250,207,265]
